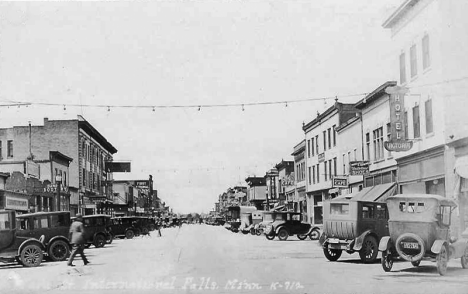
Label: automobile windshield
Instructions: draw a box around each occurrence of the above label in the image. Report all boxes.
[330,203,350,215]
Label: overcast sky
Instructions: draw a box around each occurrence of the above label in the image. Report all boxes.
[0,0,402,214]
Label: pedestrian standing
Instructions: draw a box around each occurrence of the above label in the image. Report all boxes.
[67,214,89,266]
[157,219,162,237]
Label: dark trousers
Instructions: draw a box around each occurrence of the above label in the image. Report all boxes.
[68,244,89,265]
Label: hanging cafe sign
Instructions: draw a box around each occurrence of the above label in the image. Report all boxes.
[384,86,413,152]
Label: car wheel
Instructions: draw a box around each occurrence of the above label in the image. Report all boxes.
[142,227,149,235]
[323,244,342,261]
[94,234,106,248]
[125,230,135,239]
[297,234,308,240]
[461,247,468,269]
[411,260,421,267]
[48,240,70,262]
[381,250,393,272]
[309,228,321,240]
[20,244,43,267]
[277,228,289,241]
[106,234,113,244]
[265,234,275,240]
[436,244,448,276]
[359,236,378,263]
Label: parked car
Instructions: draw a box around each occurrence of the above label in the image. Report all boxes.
[256,211,275,237]
[379,194,468,276]
[108,217,138,239]
[77,215,112,248]
[0,210,44,267]
[16,211,71,262]
[264,212,317,241]
[320,184,396,263]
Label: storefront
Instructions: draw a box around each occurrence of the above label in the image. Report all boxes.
[397,145,446,196]
[450,138,468,237]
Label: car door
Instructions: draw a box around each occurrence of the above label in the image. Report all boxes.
[0,211,15,250]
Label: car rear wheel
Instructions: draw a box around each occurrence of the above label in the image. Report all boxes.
[381,250,393,272]
[125,230,135,239]
[277,228,289,241]
[309,228,321,240]
[20,244,43,267]
[359,236,378,263]
[323,244,342,261]
[461,247,468,269]
[94,234,106,248]
[436,244,448,276]
[48,240,70,262]
[297,234,308,240]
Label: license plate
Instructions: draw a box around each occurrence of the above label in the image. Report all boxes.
[402,242,419,249]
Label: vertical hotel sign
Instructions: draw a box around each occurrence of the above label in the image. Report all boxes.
[384,86,413,152]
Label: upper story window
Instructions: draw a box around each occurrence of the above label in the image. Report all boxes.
[0,140,2,160]
[333,125,336,146]
[327,128,332,149]
[413,105,421,138]
[323,131,327,151]
[373,127,384,161]
[425,99,433,134]
[399,52,406,84]
[386,123,392,158]
[307,140,311,158]
[365,133,370,161]
[311,138,315,156]
[342,154,346,174]
[422,34,431,70]
[7,140,13,158]
[315,135,319,154]
[312,166,315,184]
[410,44,418,78]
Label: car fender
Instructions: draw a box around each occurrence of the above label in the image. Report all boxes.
[17,238,45,256]
[431,240,449,254]
[275,226,285,235]
[47,236,70,248]
[353,230,375,251]
[378,236,393,252]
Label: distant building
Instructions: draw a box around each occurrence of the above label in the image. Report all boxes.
[245,176,266,210]
[291,140,307,221]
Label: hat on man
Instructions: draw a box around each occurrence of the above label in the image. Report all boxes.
[75,213,83,220]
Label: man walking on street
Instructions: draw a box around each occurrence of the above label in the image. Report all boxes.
[67,214,89,266]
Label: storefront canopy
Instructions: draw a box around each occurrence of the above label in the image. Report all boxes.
[351,182,396,202]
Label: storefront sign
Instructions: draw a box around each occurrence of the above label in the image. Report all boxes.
[5,196,29,211]
[349,161,370,175]
[43,184,69,194]
[332,176,348,188]
[134,180,149,188]
[26,160,40,178]
[318,153,325,163]
[385,86,413,152]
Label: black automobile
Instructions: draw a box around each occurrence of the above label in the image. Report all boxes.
[76,215,112,248]
[264,212,315,241]
[108,217,139,239]
[16,211,71,262]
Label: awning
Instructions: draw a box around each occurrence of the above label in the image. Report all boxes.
[455,156,468,178]
[351,182,396,202]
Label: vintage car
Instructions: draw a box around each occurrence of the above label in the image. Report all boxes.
[108,216,139,239]
[0,210,44,267]
[238,207,258,234]
[226,206,257,233]
[379,194,468,276]
[248,211,264,235]
[78,214,112,248]
[320,183,396,263]
[264,212,317,241]
[16,211,71,262]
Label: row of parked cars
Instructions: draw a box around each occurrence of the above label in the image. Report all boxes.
[0,210,159,267]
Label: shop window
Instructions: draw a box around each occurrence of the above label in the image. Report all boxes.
[373,127,384,161]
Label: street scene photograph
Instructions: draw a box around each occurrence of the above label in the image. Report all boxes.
[0,0,468,293]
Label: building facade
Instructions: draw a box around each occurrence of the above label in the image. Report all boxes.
[291,140,307,221]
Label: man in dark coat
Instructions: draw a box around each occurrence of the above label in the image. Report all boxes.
[67,214,89,266]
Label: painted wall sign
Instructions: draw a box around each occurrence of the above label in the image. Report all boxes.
[332,176,349,188]
[385,86,413,152]
[349,161,370,175]
[318,153,325,163]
